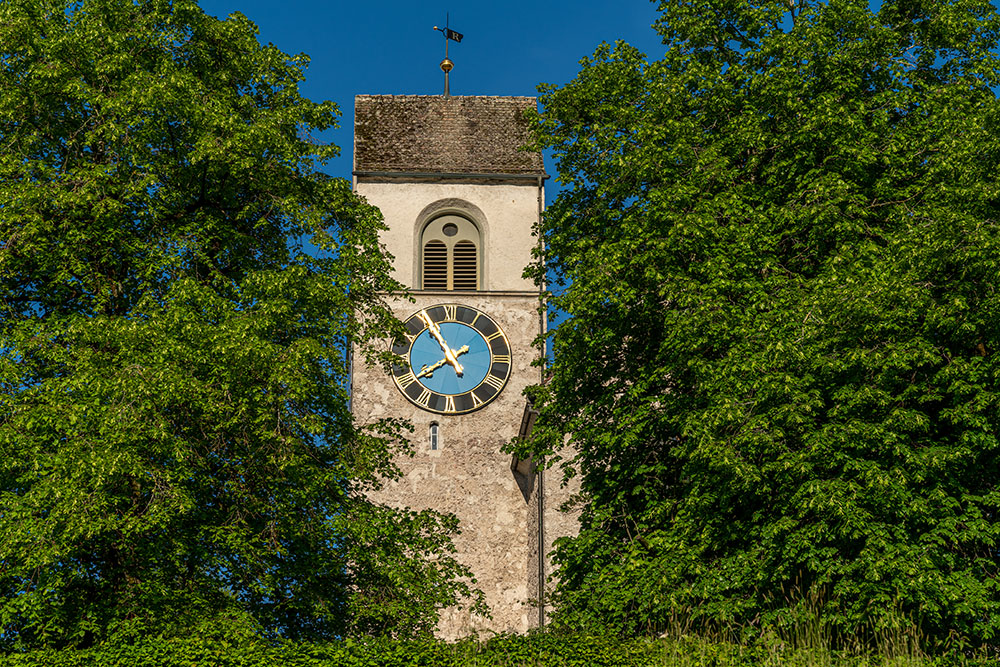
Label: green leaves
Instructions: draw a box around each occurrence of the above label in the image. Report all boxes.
[526,0,1000,648]
[0,0,468,649]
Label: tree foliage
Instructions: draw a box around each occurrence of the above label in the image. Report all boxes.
[0,632,764,667]
[522,0,1000,647]
[0,0,477,649]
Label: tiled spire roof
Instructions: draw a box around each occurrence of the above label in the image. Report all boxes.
[354,95,544,176]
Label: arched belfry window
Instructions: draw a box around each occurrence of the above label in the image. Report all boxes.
[421,214,480,291]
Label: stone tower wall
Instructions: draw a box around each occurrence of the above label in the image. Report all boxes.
[351,94,577,638]
[353,292,543,638]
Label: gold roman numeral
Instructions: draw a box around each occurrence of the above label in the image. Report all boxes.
[483,374,505,390]
[484,331,504,342]
[416,388,432,407]
[471,393,485,408]
[444,395,456,412]
[396,372,418,389]
[443,305,457,321]
[493,354,511,365]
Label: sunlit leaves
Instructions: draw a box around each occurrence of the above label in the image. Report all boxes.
[523,0,1000,648]
[0,0,471,649]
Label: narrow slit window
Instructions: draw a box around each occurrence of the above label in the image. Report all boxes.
[429,423,440,450]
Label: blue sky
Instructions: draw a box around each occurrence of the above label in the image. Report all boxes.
[197,0,667,195]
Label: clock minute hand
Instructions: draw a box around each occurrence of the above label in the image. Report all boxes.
[417,311,464,376]
[416,345,470,379]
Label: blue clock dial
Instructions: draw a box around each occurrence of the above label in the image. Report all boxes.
[391,305,512,414]
[409,323,491,394]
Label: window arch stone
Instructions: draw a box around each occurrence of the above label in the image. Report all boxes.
[414,199,488,291]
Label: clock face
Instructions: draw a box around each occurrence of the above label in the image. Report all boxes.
[391,304,512,414]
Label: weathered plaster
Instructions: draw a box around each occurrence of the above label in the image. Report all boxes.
[356,181,539,293]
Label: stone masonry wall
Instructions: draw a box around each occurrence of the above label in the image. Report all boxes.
[353,292,544,639]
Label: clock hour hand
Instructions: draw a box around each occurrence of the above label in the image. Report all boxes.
[416,345,469,379]
[417,311,465,376]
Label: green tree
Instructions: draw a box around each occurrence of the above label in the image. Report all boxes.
[520,0,1000,647]
[0,0,477,649]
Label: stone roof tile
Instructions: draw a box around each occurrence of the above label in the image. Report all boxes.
[354,95,544,176]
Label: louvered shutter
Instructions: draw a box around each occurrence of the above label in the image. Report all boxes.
[423,240,447,290]
[452,241,478,291]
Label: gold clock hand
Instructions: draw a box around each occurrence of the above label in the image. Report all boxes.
[415,345,470,379]
[417,311,464,376]
[417,359,447,379]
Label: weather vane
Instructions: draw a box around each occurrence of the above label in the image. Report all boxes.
[433,14,463,97]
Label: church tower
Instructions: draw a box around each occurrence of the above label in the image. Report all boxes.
[350,95,568,637]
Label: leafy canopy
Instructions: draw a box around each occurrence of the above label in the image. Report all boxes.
[0,0,477,649]
[521,0,1000,648]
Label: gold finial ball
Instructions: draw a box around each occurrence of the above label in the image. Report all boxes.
[440,57,454,73]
